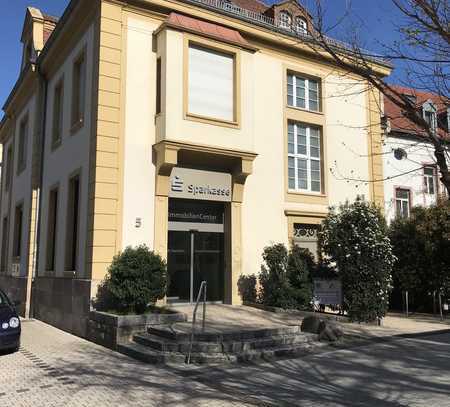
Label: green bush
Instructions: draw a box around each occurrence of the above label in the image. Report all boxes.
[389,199,450,311]
[237,274,257,303]
[93,245,167,314]
[319,199,394,322]
[258,243,313,310]
[287,246,314,309]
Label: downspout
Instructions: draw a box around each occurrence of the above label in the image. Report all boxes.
[28,65,48,319]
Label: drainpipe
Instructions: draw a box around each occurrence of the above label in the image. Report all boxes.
[27,65,48,319]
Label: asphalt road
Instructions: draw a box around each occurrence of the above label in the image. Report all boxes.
[1,320,450,406]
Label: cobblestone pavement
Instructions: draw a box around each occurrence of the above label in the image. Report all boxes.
[0,320,256,407]
[2,319,450,406]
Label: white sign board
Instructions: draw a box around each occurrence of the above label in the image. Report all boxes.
[313,279,342,305]
[169,167,232,202]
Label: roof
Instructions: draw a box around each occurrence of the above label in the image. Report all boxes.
[230,0,269,13]
[384,85,449,140]
[166,12,256,50]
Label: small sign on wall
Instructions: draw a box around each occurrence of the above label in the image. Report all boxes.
[313,279,342,306]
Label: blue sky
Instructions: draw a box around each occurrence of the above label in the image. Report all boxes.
[0,0,406,113]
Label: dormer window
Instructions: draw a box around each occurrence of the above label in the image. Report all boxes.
[404,94,416,105]
[296,17,308,35]
[279,11,292,29]
[423,101,437,132]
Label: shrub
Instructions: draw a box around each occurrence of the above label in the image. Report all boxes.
[319,199,394,322]
[287,246,314,309]
[389,199,450,311]
[258,243,313,310]
[93,245,167,314]
[237,274,257,303]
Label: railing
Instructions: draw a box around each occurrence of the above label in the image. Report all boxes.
[186,280,207,364]
[179,0,391,66]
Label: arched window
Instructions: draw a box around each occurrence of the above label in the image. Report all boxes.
[279,11,292,29]
[296,17,308,34]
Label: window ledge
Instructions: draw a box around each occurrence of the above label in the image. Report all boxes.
[63,270,76,278]
[51,139,62,152]
[287,189,326,197]
[70,119,84,135]
[286,105,323,116]
[185,113,240,129]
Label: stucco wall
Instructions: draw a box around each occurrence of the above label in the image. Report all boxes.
[38,23,95,278]
[6,94,37,278]
[383,135,441,223]
[120,14,377,277]
[121,15,160,250]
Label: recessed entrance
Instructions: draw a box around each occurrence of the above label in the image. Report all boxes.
[167,199,225,303]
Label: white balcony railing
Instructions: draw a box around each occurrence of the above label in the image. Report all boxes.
[180,0,390,66]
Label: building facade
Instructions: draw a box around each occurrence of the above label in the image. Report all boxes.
[0,0,389,336]
[382,86,449,223]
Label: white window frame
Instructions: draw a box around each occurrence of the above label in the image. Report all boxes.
[424,166,437,195]
[296,17,307,34]
[395,188,410,218]
[279,11,292,29]
[287,73,320,112]
[288,122,322,194]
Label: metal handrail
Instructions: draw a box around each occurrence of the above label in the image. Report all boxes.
[186,280,207,364]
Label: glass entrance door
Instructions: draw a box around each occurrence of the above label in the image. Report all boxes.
[167,230,224,303]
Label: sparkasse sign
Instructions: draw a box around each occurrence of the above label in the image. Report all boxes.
[169,167,232,202]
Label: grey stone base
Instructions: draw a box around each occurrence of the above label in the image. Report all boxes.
[87,309,187,350]
[31,277,92,338]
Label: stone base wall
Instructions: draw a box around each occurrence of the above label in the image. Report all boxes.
[0,275,28,316]
[87,310,187,350]
[32,277,92,337]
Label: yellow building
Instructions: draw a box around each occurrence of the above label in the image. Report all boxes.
[0,0,390,337]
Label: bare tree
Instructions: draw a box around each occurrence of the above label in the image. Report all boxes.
[306,0,450,196]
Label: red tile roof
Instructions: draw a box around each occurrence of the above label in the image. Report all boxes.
[384,85,449,140]
[166,12,254,49]
[230,0,269,14]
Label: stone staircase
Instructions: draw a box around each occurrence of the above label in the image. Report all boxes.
[117,323,328,365]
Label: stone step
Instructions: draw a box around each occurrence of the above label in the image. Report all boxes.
[117,342,186,365]
[148,324,302,342]
[119,338,330,366]
[134,332,316,354]
[117,342,236,365]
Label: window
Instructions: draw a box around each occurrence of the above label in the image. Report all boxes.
[279,11,292,29]
[296,17,307,34]
[287,74,320,111]
[17,117,28,174]
[187,43,235,123]
[65,174,80,271]
[5,146,13,192]
[52,79,64,147]
[156,58,162,115]
[46,188,59,271]
[395,188,410,218]
[1,216,9,272]
[71,51,86,129]
[424,166,436,195]
[293,223,319,260]
[424,110,436,131]
[288,122,322,193]
[13,204,23,259]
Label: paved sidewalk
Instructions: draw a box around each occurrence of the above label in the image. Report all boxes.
[0,320,256,407]
[2,318,450,407]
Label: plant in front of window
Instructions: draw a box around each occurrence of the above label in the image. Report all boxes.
[318,199,395,322]
[287,245,314,310]
[93,245,167,314]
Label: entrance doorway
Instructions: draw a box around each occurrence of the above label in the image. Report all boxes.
[167,199,225,303]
